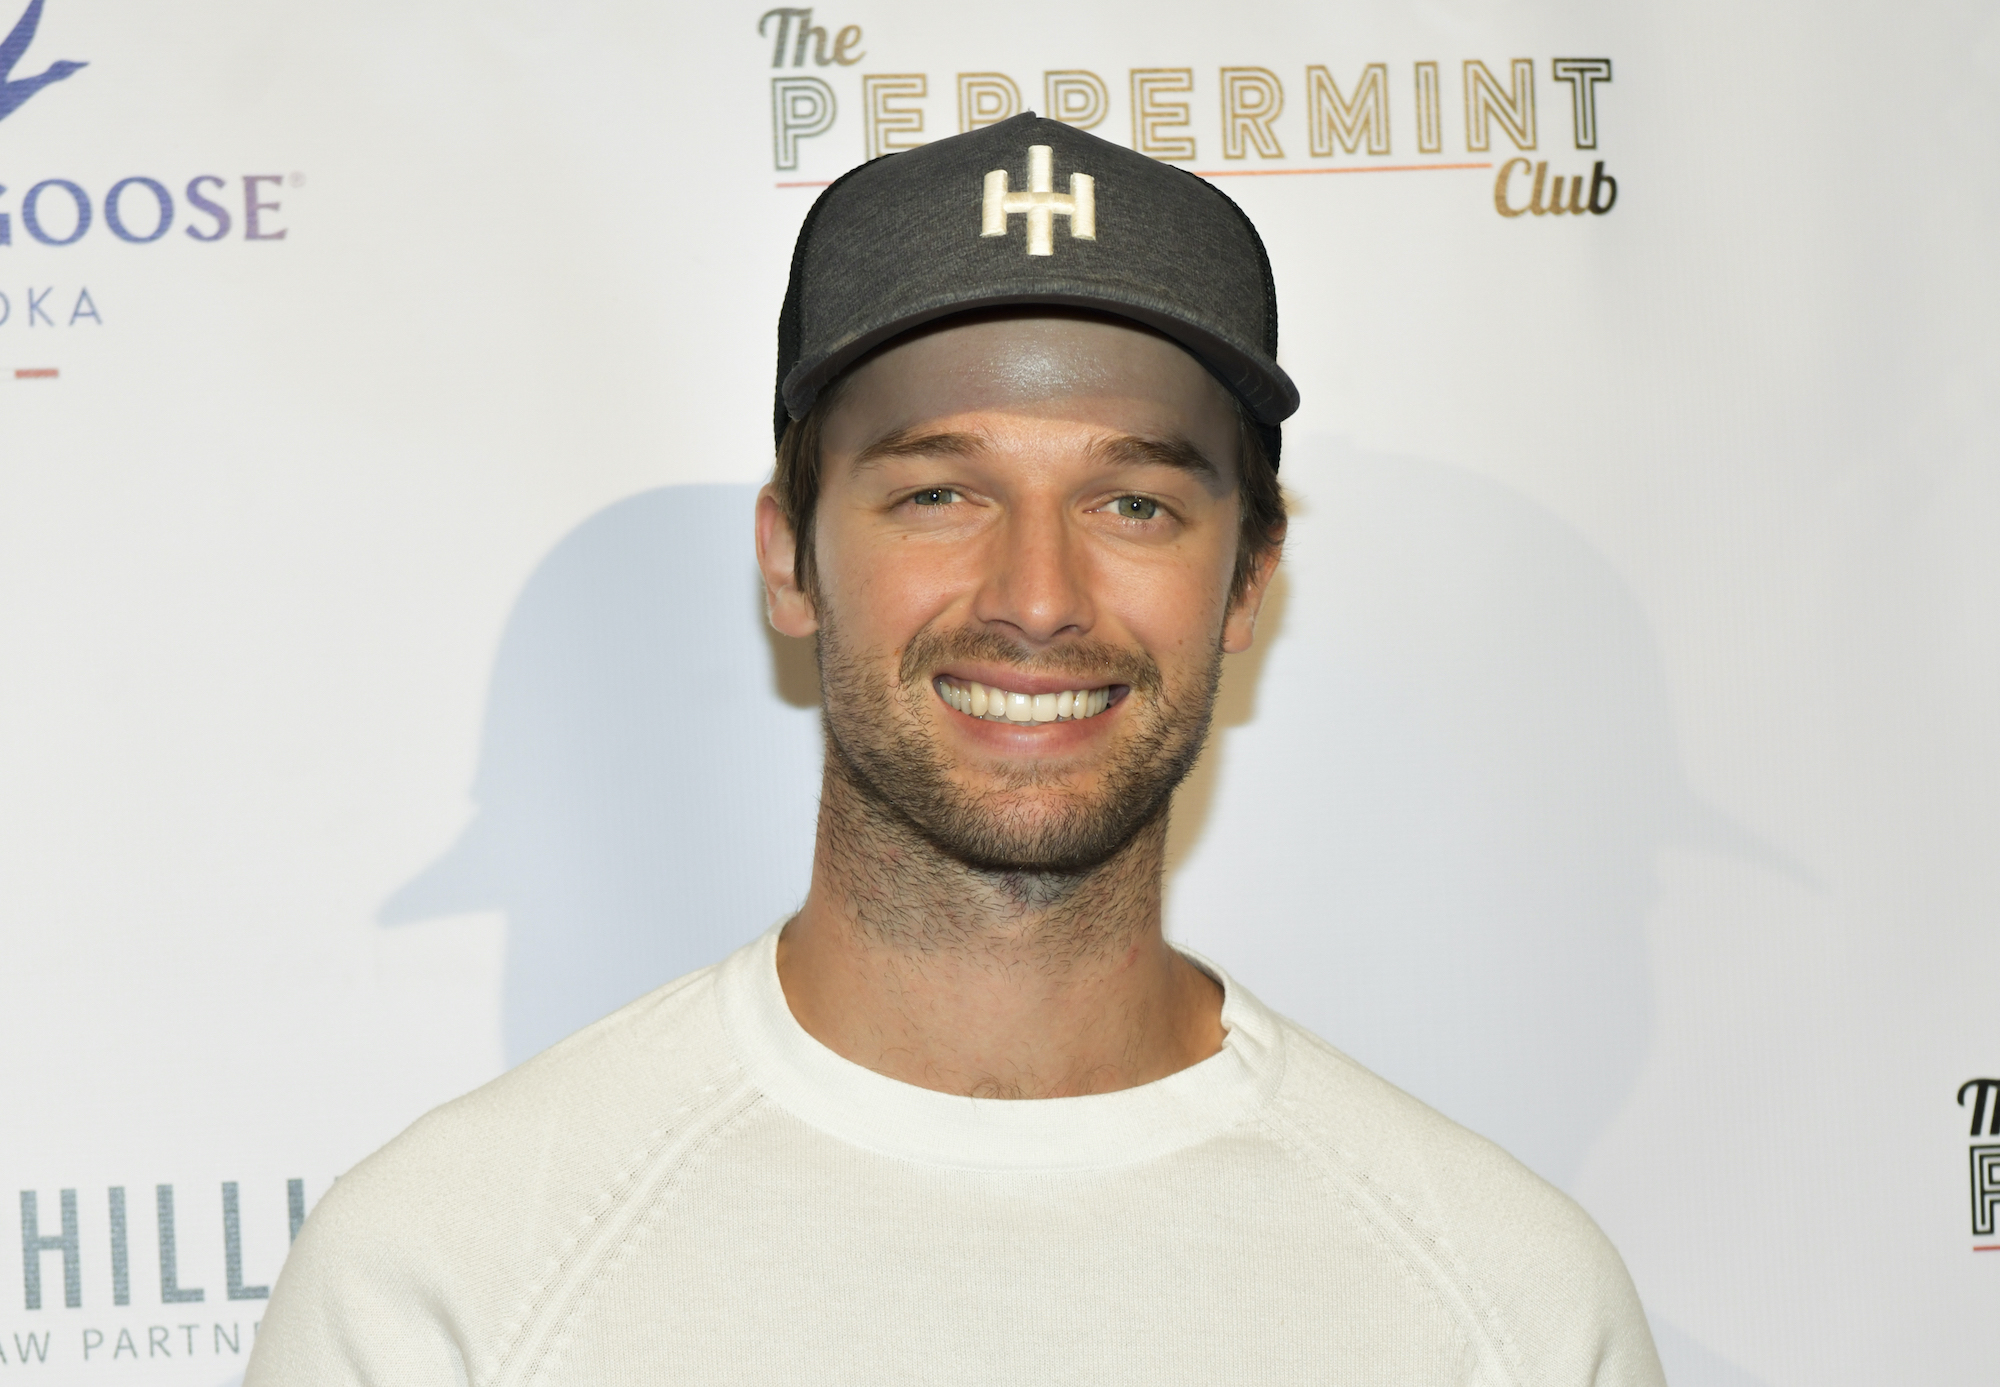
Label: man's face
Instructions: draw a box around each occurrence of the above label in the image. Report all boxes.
[757,313,1278,875]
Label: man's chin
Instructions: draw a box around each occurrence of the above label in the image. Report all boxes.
[945,762,1109,801]
[902,787,1170,878]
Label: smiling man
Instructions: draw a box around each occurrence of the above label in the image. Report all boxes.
[250,115,1665,1387]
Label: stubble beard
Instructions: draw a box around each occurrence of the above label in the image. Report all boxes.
[814,613,1222,884]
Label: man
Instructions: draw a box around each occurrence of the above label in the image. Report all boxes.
[249,114,1665,1386]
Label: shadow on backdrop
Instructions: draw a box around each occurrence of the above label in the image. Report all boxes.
[381,484,822,1066]
[1172,439,1785,1186]
[1165,439,1782,1384]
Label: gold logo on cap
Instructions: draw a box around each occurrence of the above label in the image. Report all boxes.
[981,145,1095,256]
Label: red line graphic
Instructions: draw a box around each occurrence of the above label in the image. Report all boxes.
[1976,1244,2000,1252]
[14,367,58,379]
[775,180,834,188]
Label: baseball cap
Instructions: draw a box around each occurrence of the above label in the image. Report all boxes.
[774,112,1298,464]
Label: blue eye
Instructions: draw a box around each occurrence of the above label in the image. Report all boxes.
[911,488,959,506]
[1114,496,1160,520]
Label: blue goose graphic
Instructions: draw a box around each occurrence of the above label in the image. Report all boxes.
[0,0,85,124]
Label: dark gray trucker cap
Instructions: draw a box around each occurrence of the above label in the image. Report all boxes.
[774,112,1299,463]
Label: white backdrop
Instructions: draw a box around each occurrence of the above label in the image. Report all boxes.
[2,1,1995,1382]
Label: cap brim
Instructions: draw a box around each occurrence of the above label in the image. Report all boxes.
[780,289,1300,428]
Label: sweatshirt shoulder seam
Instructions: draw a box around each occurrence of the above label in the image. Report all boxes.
[481,1070,760,1387]
[1253,1103,1528,1387]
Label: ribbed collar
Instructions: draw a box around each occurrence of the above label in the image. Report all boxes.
[713,922,1285,1172]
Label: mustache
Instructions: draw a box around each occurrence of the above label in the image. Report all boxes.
[898,624,1162,695]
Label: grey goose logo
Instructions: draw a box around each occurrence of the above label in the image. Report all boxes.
[0,0,86,126]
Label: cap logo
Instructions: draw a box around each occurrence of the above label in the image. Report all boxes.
[980,145,1095,256]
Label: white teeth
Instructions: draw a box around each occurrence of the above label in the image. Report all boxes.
[936,678,1117,723]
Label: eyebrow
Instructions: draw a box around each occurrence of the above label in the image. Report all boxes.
[850,427,1221,480]
[1088,433,1221,480]
[850,427,990,470]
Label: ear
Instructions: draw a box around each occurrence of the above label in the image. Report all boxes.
[1220,526,1284,655]
[756,485,820,637]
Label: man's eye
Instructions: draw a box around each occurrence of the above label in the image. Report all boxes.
[1112,496,1160,520]
[911,488,960,506]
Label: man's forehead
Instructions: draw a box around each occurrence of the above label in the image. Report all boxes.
[832,311,1237,427]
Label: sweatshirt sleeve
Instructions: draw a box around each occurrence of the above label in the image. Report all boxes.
[1269,1026,1668,1387]
[245,1145,484,1387]
[246,968,735,1387]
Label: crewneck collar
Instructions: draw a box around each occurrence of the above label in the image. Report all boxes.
[714,922,1286,1172]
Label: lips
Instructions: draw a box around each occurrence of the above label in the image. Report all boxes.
[935,676,1113,723]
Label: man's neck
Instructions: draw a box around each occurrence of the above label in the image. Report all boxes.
[775,758,1225,1099]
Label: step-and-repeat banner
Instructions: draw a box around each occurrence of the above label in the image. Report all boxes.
[1,1,1993,1382]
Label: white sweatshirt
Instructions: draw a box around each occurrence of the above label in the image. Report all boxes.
[248,926,1666,1387]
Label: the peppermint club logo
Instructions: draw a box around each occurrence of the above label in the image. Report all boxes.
[0,0,85,126]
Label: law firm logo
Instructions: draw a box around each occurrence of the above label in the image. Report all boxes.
[0,0,85,126]
[4,1177,313,1371]
[982,145,1094,256]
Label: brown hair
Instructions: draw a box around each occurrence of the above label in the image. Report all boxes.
[771,385,1285,611]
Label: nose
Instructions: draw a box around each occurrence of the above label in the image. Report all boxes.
[970,497,1095,646]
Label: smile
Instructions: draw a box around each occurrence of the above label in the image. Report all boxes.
[935,676,1115,724]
